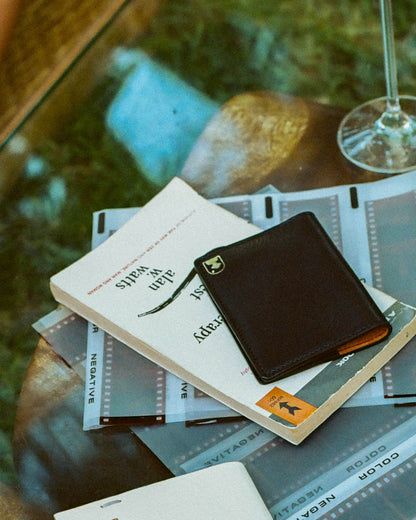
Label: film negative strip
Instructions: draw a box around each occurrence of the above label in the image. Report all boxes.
[364,191,416,403]
[365,191,416,307]
[134,406,416,520]
[193,387,209,399]
[381,336,416,400]
[173,420,253,469]
[279,195,343,251]
[96,332,167,427]
[254,406,416,518]
[318,450,416,520]
[33,306,87,378]
[218,199,253,222]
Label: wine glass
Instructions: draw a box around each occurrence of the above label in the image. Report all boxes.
[337,0,416,174]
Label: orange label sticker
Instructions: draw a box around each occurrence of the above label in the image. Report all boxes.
[256,387,317,426]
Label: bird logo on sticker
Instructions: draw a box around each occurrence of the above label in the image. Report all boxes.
[203,255,225,275]
[279,402,301,416]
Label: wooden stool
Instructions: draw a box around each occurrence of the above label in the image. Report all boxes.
[13,92,386,517]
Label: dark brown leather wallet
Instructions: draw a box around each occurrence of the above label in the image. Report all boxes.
[194,212,392,384]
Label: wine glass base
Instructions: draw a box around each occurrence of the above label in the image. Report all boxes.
[337,96,416,174]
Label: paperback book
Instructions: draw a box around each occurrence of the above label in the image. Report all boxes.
[50,178,416,444]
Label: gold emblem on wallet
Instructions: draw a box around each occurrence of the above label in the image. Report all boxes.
[202,255,225,275]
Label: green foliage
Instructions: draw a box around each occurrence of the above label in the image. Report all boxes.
[139,0,416,108]
[0,76,157,485]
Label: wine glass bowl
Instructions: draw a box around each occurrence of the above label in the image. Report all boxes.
[337,95,416,173]
[337,0,416,175]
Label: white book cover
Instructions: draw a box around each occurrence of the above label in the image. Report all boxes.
[54,462,272,519]
[50,178,416,444]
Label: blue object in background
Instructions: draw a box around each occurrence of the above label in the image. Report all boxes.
[106,50,219,186]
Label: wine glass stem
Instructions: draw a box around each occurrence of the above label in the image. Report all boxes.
[380,0,400,114]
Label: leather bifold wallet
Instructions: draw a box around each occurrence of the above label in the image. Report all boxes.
[194,212,392,384]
